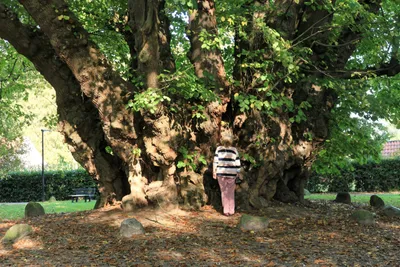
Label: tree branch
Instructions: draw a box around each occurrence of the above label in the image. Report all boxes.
[312,38,361,48]
[0,3,125,184]
[18,0,139,162]
[303,59,400,79]
[293,11,334,45]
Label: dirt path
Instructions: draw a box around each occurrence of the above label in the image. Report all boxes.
[1,201,399,266]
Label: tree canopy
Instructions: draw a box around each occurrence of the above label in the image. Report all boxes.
[0,0,399,209]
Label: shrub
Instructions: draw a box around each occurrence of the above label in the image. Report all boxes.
[306,175,330,193]
[0,170,96,202]
[354,159,400,192]
[307,158,400,193]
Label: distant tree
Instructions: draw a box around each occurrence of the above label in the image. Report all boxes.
[0,39,33,176]
[387,123,400,140]
[0,0,399,209]
[0,138,23,176]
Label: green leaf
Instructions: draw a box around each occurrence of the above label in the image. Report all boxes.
[177,161,186,168]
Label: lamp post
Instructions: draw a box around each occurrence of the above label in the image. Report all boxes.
[41,129,51,202]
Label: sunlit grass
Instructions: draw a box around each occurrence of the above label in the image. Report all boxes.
[0,200,95,221]
[2,193,399,221]
[305,193,400,207]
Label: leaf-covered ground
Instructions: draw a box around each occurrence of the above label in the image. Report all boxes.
[1,200,399,266]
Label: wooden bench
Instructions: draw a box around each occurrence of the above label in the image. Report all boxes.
[69,188,96,202]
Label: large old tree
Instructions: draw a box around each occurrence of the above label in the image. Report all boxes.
[0,0,399,209]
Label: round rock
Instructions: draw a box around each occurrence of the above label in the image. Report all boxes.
[120,218,145,237]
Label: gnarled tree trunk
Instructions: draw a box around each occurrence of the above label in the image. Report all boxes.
[1,0,395,211]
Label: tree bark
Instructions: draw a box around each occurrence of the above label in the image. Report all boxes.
[187,0,230,145]
[17,0,148,207]
[124,0,181,210]
[228,0,336,207]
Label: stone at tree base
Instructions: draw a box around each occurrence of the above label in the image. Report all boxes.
[334,192,351,204]
[237,214,269,232]
[382,205,400,217]
[49,196,57,202]
[120,218,145,237]
[350,210,375,226]
[25,202,45,218]
[369,195,385,209]
[1,224,33,244]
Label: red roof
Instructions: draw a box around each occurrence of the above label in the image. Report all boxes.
[382,140,400,157]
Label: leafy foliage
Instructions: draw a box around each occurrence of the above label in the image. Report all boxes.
[217,0,398,175]
[0,40,34,175]
[177,147,206,172]
[126,88,171,114]
[0,138,25,177]
[0,41,31,138]
[68,0,131,78]
[308,158,400,193]
[1,37,77,173]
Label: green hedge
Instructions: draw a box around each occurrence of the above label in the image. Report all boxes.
[0,170,96,202]
[308,158,400,193]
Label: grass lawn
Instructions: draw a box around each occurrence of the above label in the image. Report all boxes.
[0,200,96,220]
[1,193,399,221]
[305,192,400,207]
